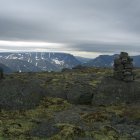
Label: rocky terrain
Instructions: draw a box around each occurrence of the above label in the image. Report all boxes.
[0,68,140,140]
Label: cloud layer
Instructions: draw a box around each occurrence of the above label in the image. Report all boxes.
[0,0,140,57]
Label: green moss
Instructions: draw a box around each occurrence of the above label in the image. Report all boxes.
[1,68,139,140]
[24,97,71,121]
[49,123,85,140]
[0,115,34,139]
[39,97,71,112]
[122,105,140,120]
[3,121,33,137]
[0,97,71,139]
[105,104,140,120]
[105,105,125,116]
[25,107,53,120]
[89,80,101,87]
[51,79,60,82]
[80,111,110,123]
[85,125,119,140]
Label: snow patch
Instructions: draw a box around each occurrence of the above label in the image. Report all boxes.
[41,53,45,59]
[18,57,24,60]
[12,57,18,59]
[52,59,64,65]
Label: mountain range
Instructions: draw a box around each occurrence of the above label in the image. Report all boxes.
[84,54,140,68]
[0,52,140,73]
[0,52,81,72]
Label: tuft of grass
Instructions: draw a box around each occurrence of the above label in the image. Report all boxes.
[49,123,85,140]
[89,80,101,87]
[25,107,53,121]
[105,104,140,120]
[39,97,71,112]
[0,97,71,139]
[80,111,110,123]
[86,126,133,140]
[122,105,140,120]
[0,110,34,139]
[105,105,126,116]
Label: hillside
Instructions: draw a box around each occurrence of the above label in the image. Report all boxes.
[0,63,12,73]
[84,54,140,67]
[75,56,91,63]
[0,58,41,72]
[0,68,140,139]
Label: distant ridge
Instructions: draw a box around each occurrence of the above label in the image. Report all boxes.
[84,54,140,67]
[0,63,12,73]
[0,52,139,73]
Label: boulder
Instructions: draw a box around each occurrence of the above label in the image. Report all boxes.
[0,79,46,110]
[67,83,94,104]
[92,77,140,105]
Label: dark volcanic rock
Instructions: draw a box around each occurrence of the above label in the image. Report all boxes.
[92,77,140,105]
[46,84,94,105]
[0,79,45,110]
[45,85,67,99]
[132,130,140,140]
[30,121,60,138]
[67,83,94,104]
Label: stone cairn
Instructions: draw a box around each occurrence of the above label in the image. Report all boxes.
[0,67,4,79]
[113,52,134,82]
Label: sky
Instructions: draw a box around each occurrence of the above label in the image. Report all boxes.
[0,0,140,58]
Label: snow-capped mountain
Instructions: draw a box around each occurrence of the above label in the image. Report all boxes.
[0,52,81,72]
[0,58,41,72]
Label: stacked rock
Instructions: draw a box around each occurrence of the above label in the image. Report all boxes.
[113,52,134,82]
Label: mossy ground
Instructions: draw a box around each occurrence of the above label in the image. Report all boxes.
[0,97,71,140]
[0,68,140,139]
[1,102,139,139]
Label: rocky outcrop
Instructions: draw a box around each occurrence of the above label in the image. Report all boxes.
[67,83,94,104]
[0,78,46,110]
[92,77,140,105]
[45,81,94,105]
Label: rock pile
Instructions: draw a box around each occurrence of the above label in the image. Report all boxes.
[113,52,134,82]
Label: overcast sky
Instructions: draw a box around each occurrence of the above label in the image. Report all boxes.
[0,0,140,58]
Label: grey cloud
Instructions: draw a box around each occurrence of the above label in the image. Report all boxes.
[72,43,140,53]
[0,0,140,55]
[0,16,60,41]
